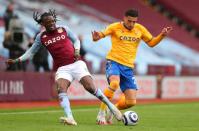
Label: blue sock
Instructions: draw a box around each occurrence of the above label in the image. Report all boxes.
[94,88,115,111]
[58,93,73,118]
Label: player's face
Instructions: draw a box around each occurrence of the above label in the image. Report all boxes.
[123,16,138,30]
[42,15,56,32]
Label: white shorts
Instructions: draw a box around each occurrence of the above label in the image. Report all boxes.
[55,60,91,82]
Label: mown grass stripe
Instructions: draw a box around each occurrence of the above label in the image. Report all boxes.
[0,108,97,115]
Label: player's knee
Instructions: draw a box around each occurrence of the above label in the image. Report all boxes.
[56,81,67,93]
[110,81,119,90]
[126,99,136,107]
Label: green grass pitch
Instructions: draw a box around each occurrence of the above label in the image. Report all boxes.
[0,102,199,131]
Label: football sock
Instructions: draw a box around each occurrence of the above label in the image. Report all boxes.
[99,81,119,111]
[58,93,73,118]
[100,88,114,111]
[94,88,116,111]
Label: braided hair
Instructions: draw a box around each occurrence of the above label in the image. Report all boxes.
[33,9,57,24]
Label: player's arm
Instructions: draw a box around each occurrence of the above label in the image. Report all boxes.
[6,33,42,65]
[64,26,80,59]
[92,24,114,42]
[146,27,172,47]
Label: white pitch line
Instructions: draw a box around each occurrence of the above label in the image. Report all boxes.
[0,108,97,115]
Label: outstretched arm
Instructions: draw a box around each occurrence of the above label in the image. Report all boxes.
[92,24,114,42]
[147,26,172,47]
[6,34,42,65]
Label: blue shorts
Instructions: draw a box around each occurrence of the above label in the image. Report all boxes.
[106,60,138,92]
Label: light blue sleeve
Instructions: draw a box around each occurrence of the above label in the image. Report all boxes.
[63,26,80,50]
[19,33,42,61]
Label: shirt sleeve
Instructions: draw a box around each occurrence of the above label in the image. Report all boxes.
[100,24,114,37]
[139,25,153,43]
[19,33,42,61]
[63,26,80,50]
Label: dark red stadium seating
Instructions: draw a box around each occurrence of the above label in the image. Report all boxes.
[180,66,199,76]
[68,0,199,51]
[157,0,199,31]
[0,18,4,27]
[147,65,176,76]
[0,55,7,71]
[98,60,106,74]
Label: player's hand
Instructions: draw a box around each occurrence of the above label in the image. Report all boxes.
[6,59,16,66]
[91,31,101,41]
[161,26,173,36]
[74,49,80,61]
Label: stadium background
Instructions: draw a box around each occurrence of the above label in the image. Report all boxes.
[0,0,199,131]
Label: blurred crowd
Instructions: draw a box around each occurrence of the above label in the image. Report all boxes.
[1,2,88,73]
[2,2,50,72]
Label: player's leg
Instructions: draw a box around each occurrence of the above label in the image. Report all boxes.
[97,60,120,124]
[80,75,122,121]
[107,65,137,123]
[116,89,137,110]
[115,66,138,109]
[72,60,122,122]
[96,75,120,124]
[106,89,137,124]
[100,75,120,110]
[55,66,77,126]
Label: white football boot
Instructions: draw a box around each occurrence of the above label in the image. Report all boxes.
[60,116,77,126]
[106,108,114,124]
[96,110,107,125]
[109,106,122,121]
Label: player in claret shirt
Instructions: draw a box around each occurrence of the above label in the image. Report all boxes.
[6,9,122,126]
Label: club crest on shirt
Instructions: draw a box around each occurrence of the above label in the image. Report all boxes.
[42,35,47,38]
[58,28,63,33]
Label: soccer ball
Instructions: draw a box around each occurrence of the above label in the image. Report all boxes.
[122,111,139,126]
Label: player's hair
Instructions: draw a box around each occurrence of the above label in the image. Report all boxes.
[33,9,57,24]
[125,9,138,17]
